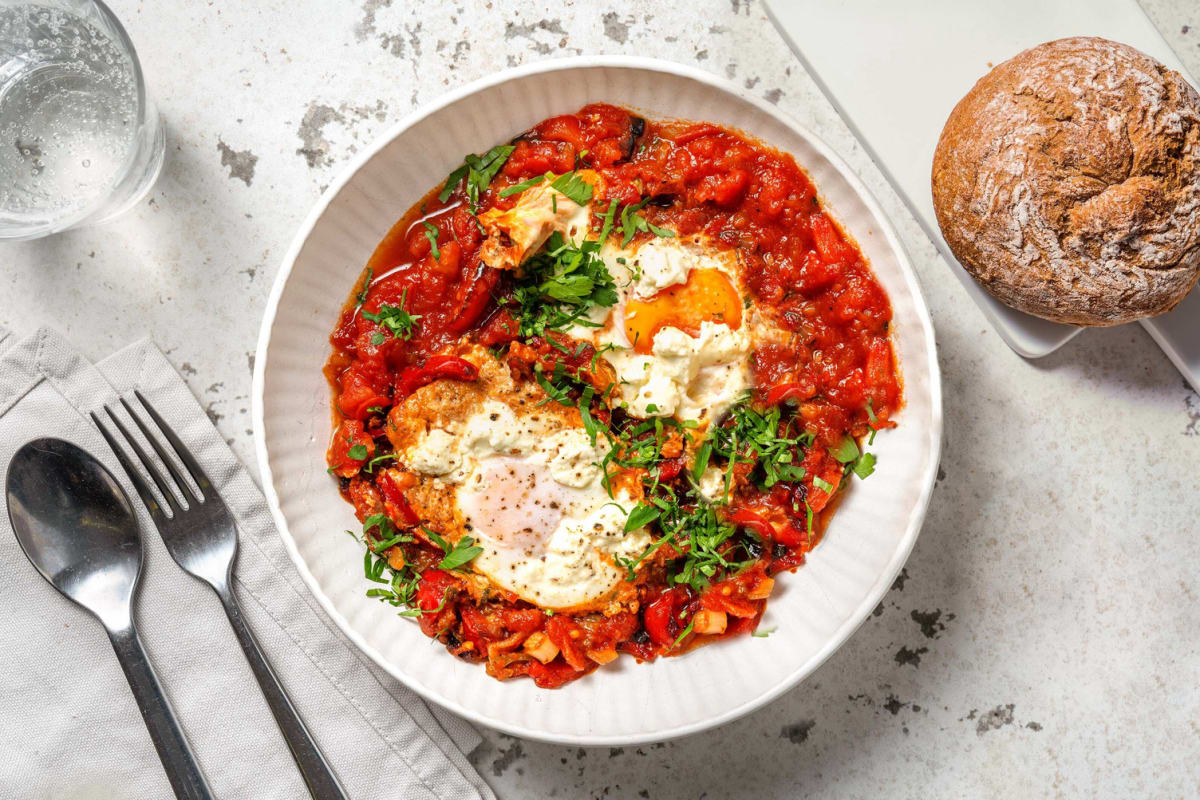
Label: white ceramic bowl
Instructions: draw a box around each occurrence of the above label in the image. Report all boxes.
[253,56,942,745]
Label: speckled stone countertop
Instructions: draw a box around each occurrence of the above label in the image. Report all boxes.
[5,1,1200,797]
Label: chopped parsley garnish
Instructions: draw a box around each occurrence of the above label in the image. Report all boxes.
[422,221,440,260]
[624,502,661,532]
[550,171,594,205]
[852,452,876,479]
[355,267,373,308]
[365,452,397,472]
[709,395,812,491]
[865,399,879,445]
[665,502,753,592]
[813,476,836,494]
[346,443,367,460]
[830,436,859,464]
[673,620,695,648]
[514,228,618,338]
[499,173,547,198]
[438,537,484,570]
[618,197,674,246]
[358,515,434,617]
[438,144,515,212]
[691,439,713,483]
[360,289,421,341]
[423,527,483,571]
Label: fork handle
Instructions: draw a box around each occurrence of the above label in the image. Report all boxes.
[108,626,214,800]
[218,585,349,800]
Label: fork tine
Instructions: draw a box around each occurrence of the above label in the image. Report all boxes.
[101,404,183,515]
[133,390,214,496]
[119,396,202,506]
[92,410,172,523]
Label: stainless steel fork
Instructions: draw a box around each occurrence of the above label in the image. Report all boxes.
[93,392,348,800]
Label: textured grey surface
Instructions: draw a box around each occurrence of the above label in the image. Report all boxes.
[3,1,1199,798]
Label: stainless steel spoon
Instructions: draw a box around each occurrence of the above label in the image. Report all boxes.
[5,438,214,800]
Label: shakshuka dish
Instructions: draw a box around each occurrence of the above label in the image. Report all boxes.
[325,103,901,689]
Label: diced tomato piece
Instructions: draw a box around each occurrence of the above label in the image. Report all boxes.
[643,587,691,650]
[529,657,591,689]
[694,168,749,208]
[327,419,374,478]
[476,309,520,347]
[810,213,850,264]
[500,608,545,634]
[545,615,590,671]
[336,368,390,421]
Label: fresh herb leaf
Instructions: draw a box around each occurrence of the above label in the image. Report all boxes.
[513,230,618,338]
[422,221,440,260]
[347,444,368,460]
[831,436,860,463]
[710,395,812,489]
[625,503,661,532]
[423,527,451,554]
[550,171,594,205]
[672,620,695,648]
[618,198,675,246]
[499,173,548,198]
[752,627,776,638]
[692,439,713,483]
[370,331,385,346]
[865,399,879,445]
[365,452,397,471]
[813,476,836,494]
[355,267,374,308]
[853,452,876,479]
[361,289,421,341]
[438,164,469,203]
[438,144,515,211]
[437,536,483,571]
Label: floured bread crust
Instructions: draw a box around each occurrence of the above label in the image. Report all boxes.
[932,36,1200,326]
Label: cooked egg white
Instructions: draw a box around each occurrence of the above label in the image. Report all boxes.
[477,174,596,272]
[569,237,755,425]
[396,384,650,610]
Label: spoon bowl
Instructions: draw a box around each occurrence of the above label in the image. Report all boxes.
[5,437,213,799]
[6,437,141,630]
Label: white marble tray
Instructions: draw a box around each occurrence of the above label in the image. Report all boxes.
[764,0,1200,391]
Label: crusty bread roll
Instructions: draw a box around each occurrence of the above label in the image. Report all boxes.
[931,36,1200,326]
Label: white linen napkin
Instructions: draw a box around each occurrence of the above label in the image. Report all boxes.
[0,327,494,800]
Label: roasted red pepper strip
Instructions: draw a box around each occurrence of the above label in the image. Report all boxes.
[447,264,500,334]
[395,355,479,397]
[656,457,685,482]
[376,470,420,526]
[643,587,690,649]
[727,508,775,542]
[728,507,807,548]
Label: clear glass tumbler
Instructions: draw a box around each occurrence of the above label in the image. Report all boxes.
[0,0,164,240]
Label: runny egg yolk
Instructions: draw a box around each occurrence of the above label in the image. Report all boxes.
[622,268,743,354]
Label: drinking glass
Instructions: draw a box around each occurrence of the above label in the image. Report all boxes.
[0,0,164,240]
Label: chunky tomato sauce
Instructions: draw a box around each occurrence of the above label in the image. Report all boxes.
[325,104,902,688]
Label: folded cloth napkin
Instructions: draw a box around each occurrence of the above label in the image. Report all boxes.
[0,327,495,800]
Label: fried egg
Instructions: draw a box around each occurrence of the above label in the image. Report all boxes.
[479,177,789,429]
[575,237,756,425]
[387,347,650,611]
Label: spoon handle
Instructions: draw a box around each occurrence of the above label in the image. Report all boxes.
[108,626,215,800]
[218,586,349,800]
